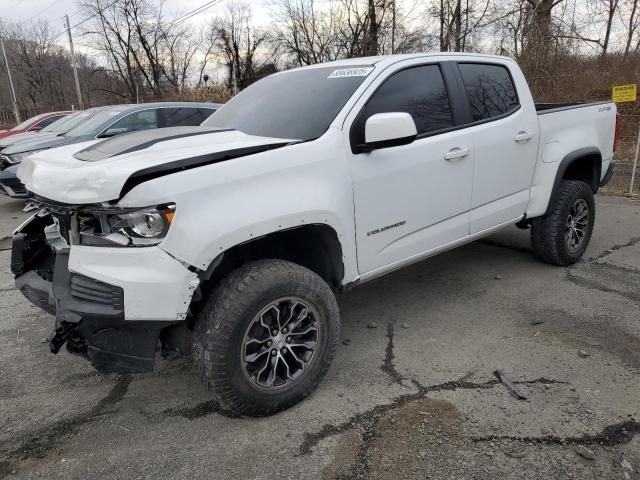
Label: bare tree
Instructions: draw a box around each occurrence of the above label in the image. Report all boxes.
[162,23,203,91]
[0,19,125,113]
[270,0,344,65]
[213,2,271,91]
[623,0,640,54]
[80,0,203,99]
[431,0,491,52]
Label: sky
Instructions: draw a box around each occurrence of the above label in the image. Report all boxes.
[0,0,272,53]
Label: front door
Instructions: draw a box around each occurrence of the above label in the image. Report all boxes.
[346,63,474,274]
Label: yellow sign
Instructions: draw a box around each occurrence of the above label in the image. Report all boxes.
[612,84,637,103]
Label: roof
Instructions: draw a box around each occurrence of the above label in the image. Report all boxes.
[288,52,515,71]
[99,102,221,113]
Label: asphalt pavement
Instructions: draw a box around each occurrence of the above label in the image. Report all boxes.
[0,194,639,480]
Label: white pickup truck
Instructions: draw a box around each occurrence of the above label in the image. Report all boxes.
[13,53,619,416]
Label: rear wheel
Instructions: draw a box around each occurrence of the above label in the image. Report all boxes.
[193,259,340,416]
[530,180,595,266]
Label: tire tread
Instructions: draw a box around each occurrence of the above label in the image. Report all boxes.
[193,259,339,417]
[530,180,595,266]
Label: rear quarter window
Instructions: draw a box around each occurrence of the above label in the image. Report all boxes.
[458,63,519,122]
[160,108,211,127]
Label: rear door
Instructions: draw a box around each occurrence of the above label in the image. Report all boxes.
[452,62,540,233]
[346,61,474,274]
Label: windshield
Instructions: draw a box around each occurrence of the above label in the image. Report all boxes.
[65,110,123,137]
[10,113,48,131]
[203,66,372,141]
[41,113,75,133]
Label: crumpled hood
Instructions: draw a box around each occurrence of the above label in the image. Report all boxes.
[18,129,292,204]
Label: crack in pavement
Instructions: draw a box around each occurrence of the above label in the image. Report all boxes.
[380,321,404,385]
[565,269,640,303]
[0,376,132,467]
[472,418,640,447]
[298,377,568,456]
[587,236,640,263]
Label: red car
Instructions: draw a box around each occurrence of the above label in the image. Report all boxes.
[0,111,72,140]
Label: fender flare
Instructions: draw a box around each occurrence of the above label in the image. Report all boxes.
[547,147,602,215]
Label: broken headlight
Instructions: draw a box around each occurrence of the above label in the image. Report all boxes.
[80,204,175,247]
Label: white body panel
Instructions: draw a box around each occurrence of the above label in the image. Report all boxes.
[68,246,199,321]
[18,53,617,322]
[525,104,616,217]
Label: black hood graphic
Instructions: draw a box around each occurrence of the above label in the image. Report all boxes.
[74,126,232,162]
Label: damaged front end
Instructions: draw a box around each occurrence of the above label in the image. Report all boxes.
[12,199,194,374]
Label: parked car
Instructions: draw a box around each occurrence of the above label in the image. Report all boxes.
[13,54,617,417]
[0,111,71,140]
[0,103,219,198]
[0,108,106,198]
[0,109,99,153]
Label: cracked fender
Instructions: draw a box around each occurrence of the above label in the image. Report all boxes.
[118,130,359,284]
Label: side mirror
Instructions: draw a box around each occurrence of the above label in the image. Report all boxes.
[98,127,128,138]
[357,112,417,153]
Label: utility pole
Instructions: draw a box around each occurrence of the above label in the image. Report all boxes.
[65,14,83,110]
[367,0,378,56]
[0,34,21,123]
[231,61,238,96]
[391,0,396,54]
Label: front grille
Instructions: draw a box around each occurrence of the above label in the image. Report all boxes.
[70,273,124,309]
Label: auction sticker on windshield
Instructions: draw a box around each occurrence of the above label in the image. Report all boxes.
[328,67,374,79]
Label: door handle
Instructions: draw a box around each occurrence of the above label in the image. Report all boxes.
[514,131,534,143]
[444,147,469,161]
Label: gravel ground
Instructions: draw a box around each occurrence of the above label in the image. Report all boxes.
[0,194,638,480]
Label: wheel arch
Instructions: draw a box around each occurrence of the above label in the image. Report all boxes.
[549,148,602,210]
[192,224,346,314]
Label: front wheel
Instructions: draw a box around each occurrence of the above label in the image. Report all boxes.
[530,180,595,266]
[192,259,340,417]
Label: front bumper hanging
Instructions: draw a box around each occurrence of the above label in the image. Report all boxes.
[12,219,181,374]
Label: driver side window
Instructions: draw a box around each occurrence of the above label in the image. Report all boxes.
[351,65,454,147]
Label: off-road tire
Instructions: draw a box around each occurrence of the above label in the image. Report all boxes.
[530,180,595,266]
[192,259,340,417]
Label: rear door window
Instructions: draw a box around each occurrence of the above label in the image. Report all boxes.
[458,63,519,122]
[197,108,216,123]
[159,108,209,127]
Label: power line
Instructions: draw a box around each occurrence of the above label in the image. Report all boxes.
[172,0,225,26]
[27,0,62,23]
[48,0,224,44]
[49,0,120,43]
